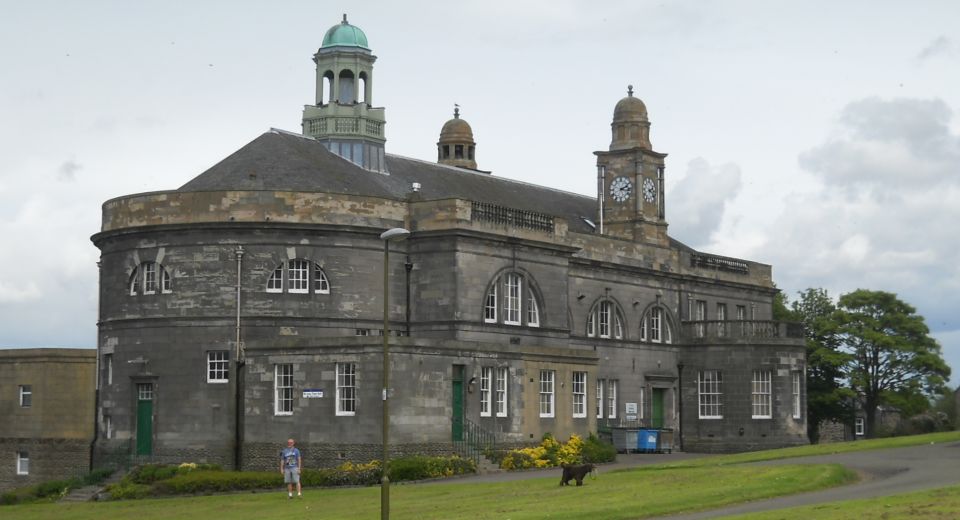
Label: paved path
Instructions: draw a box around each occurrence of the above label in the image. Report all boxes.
[421,441,960,518]
[658,440,960,519]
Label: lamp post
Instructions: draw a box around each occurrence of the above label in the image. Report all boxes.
[379,227,410,520]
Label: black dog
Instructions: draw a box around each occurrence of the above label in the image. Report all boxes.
[559,463,595,486]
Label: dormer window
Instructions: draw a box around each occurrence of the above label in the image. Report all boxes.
[267,259,331,294]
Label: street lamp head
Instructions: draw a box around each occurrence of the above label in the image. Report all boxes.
[380,228,411,242]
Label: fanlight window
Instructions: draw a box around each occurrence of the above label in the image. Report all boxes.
[587,300,625,339]
[128,261,172,296]
[483,272,541,327]
[639,306,673,344]
[267,259,331,294]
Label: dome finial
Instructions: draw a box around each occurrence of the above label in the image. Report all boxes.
[454,104,460,119]
[342,13,348,24]
[627,85,634,97]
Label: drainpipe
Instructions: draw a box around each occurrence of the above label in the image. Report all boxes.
[234,246,245,470]
[404,257,413,336]
[90,260,103,472]
[676,362,684,452]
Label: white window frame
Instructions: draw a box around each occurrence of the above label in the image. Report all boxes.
[752,370,772,419]
[598,301,611,338]
[105,415,113,439]
[572,371,587,418]
[160,266,172,294]
[504,273,521,325]
[717,303,727,337]
[639,386,646,419]
[137,383,153,401]
[128,267,140,296]
[19,385,32,407]
[480,367,492,417]
[607,379,618,419]
[267,265,283,293]
[698,370,723,419]
[640,315,648,341]
[650,307,662,343]
[614,311,624,339]
[105,353,113,386]
[855,417,865,436]
[792,372,802,419]
[539,370,555,418]
[143,262,157,295]
[596,379,604,419]
[275,364,294,415]
[527,292,540,328]
[336,362,356,416]
[16,451,29,475]
[314,264,330,294]
[587,312,596,337]
[737,305,747,335]
[484,282,497,323]
[495,367,508,417]
[288,259,309,294]
[695,300,707,337]
[207,351,229,383]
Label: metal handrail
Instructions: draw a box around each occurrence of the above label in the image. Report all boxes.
[453,417,496,464]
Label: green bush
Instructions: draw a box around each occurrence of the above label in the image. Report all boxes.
[387,455,476,481]
[153,470,280,495]
[581,433,617,463]
[106,481,153,500]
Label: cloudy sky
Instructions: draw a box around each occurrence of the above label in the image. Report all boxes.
[2,1,958,382]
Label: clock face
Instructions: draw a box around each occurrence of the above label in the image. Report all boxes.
[642,178,656,203]
[610,176,633,203]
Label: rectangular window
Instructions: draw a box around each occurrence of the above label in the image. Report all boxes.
[596,379,604,419]
[105,415,113,439]
[855,417,865,436]
[336,363,356,416]
[650,307,661,343]
[792,372,802,419]
[587,312,596,337]
[484,284,497,323]
[504,274,521,325]
[137,383,153,401]
[737,305,747,334]
[207,351,229,383]
[495,367,508,417]
[599,301,611,338]
[355,329,370,336]
[105,354,113,386]
[275,364,294,415]
[752,370,772,419]
[539,370,555,418]
[717,303,727,337]
[572,371,587,418]
[607,379,618,419]
[143,262,157,294]
[289,260,309,293]
[17,451,29,475]
[480,367,492,417]
[19,385,31,408]
[695,300,707,337]
[638,386,646,419]
[698,370,723,419]
[455,144,464,159]
[161,268,172,293]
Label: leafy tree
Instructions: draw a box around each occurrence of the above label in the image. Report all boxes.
[833,289,951,438]
[791,288,853,442]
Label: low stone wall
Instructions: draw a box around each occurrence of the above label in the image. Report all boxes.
[0,438,90,492]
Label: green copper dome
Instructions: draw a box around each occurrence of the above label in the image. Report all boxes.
[321,15,370,50]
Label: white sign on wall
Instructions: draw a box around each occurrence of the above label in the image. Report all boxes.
[625,402,638,414]
[302,389,324,398]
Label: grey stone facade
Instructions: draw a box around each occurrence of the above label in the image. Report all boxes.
[91,17,807,472]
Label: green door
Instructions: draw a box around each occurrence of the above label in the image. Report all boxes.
[452,366,464,441]
[136,384,153,455]
[652,388,665,429]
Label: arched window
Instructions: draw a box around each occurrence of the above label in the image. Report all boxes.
[483,271,541,327]
[587,300,625,339]
[267,259,331,294]
[128,261,172,296]
[321,71,334,105]
[639,305,673,344]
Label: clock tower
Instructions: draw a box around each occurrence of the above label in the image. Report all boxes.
[595,86,668,246]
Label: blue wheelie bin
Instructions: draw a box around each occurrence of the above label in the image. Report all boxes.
[638,428,658,453]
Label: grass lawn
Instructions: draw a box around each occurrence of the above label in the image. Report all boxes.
[733,484,960,520]
[5,464,854,520]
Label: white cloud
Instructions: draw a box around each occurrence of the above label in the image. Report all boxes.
[917,36,953,62]
[668,158,742,248]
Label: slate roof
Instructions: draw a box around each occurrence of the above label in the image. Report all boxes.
[179,130,602,234]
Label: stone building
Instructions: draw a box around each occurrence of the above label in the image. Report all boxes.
[0,348,96,491]
[91,15,807,470]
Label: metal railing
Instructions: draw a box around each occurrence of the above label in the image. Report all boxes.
[689,253,750,275]
[453,417,496,465]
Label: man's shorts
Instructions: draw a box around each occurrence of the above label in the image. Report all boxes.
[284,467,300,484]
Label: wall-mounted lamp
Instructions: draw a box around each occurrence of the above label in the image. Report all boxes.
[467,377,477,394]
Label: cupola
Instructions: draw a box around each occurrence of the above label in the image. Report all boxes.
[437,106,478,170]
[610,85,652,151]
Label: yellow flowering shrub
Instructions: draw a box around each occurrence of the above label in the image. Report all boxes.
[499,433,584,470]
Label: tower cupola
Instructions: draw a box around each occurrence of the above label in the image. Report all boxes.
[610,85,652,151]
[437,106,478,169]
[302,15,387,172]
